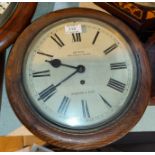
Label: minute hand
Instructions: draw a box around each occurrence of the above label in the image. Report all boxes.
[55,65,85,88]
[46,59,77,69]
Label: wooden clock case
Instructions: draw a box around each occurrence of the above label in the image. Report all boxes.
[0,3,37,108]
[0,3,37,52]
[145,33,155,103]
[6,8,151,150]
[94,2,155,42]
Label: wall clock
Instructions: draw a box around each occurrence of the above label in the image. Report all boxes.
[0,2,37,52]
[6,8,151,150]
[94,2,155,42]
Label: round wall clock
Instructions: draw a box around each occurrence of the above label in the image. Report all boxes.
[0,2,37,52]
[6,8,151,150]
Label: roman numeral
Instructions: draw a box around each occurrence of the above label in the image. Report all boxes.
[58,96,70,115]
[107,78,125,93]
[38,84,56,102]
[72,33,81,42]
[104,43,118,55]
[99,94,112,108]
[110,62,127,70]
[32,70,50,77]
[92,31,100,45]
[37,52,53,58]
[51,33,65,47]
[82,100,90,118]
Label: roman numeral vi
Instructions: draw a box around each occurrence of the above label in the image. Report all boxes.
[82,100,90,118]
[58,96,70,115]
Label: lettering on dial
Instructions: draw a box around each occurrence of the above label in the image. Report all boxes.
[99,94,112,108]
[51,33,65,47]
[32,70,50,77]
[110,62,127,70]
[37,52,53,57]
[38,84,56,102]
[82,100,90,118]
[92,31,100,45]
[104,43,118,55]
[107,78,126,93]
[58,96,70,115]
[72,33,81,42]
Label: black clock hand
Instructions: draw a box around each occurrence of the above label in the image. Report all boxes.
[45,59,77,69]
[38,65,85,102]
[56,65,85,88]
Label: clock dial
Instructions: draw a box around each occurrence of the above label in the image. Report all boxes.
[23,17,137,130]
[0,2,10,14]
[0,2,17,27]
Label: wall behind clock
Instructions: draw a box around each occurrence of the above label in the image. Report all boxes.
[0,2,79,136]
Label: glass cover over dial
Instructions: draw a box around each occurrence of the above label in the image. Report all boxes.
[23,17,137,130]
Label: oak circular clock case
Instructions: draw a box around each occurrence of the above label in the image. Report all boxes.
[0,2,37,52]
[6,8,151,150]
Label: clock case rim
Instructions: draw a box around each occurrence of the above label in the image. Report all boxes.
[22,16,139,132]
[6,8,151,150]
[0,2,37,53]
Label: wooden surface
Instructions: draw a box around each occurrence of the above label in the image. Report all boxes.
[0,2,37,53]
[94,2,155,42]
[6,8,151,150]
[0,136,45,152]
[145,33,155,104]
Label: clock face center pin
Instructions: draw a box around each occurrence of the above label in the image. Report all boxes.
[77,65,85,73]
[80,80,85,85]
[51,59,61,68]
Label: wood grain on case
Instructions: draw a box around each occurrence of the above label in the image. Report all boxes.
[6,8,151,150]
[0,2,37,53]
[145,33,155,104]
[94,2,155,42]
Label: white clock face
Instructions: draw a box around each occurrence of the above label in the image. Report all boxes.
[23,17,137,130]
[0,2,17,27]
[0,2,10,14]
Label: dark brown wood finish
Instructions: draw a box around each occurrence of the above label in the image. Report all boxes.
[0,52,5,110]
[0,2,37,53]
[145,33,155,104]
[94,2,155,42]
[6,8,151,150]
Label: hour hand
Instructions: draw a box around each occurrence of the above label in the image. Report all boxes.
[45,59,77,69]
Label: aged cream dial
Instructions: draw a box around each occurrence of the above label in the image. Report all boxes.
[23,17,137,130]
[0,2,10,14]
